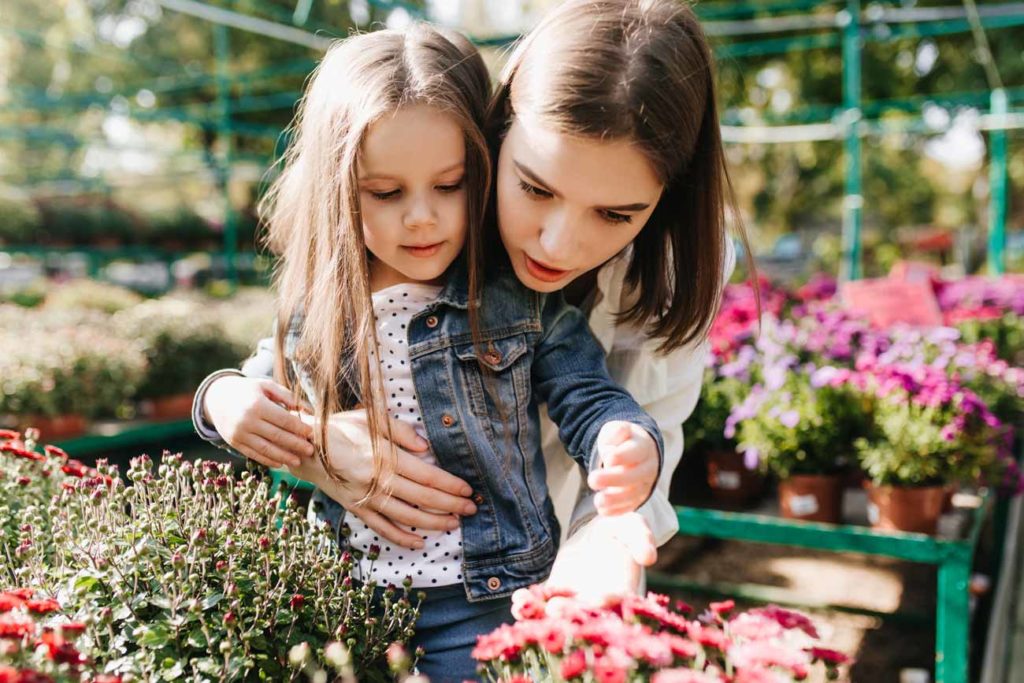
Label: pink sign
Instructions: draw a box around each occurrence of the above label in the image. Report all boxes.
[840,278,943,328]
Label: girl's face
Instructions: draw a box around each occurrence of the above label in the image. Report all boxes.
[496,114,664,292]
[359,104,468,291]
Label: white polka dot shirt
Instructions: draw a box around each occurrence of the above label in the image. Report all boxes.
[347,283,463,588]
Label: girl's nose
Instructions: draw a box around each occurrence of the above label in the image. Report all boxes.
[405,193,437,229]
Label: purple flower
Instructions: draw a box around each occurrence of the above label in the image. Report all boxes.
[779,410,800,429]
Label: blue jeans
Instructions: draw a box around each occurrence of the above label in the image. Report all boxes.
[410,583,513,682]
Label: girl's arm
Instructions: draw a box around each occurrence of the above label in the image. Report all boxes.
[192,335,476,544]
[531,293,664,497]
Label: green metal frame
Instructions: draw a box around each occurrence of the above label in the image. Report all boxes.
[52,419,196,456]
[644,501,990,683]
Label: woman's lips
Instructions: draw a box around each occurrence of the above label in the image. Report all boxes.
[403,243,442,258]
[524,254,572,283]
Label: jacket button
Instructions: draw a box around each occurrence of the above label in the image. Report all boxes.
[425,316,439,329]
[441,414,455,427]
[473,493,484,505]
[487,577,501,591]
[484,350,502,365]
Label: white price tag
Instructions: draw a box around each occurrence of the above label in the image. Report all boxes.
[789,494,819,517]
[715,471,741,490]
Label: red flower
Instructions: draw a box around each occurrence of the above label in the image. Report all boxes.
[806,646,850,665]
[60,460,90,478]
[560,650,587,679]
[747,606,819,639]
[258,536,271,551]
[289,594,304,611]
[25,599,61,615]
[0,613,35,639]
[4,590,34,601]
[43,445,69,461]
[0,594,25,613]
[710,600,735,616]
[0,445,43,462]
[16,477,30,487]
[0,430,21,440]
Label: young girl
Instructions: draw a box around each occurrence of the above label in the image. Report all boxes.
[195,24,663,681]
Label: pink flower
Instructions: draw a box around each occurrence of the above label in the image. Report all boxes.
[747,606,819,638]
[728,640,811,678]
[727,612,784,641]
[560,650,588,679]
[652,669,725,683]
[709,600,735,616]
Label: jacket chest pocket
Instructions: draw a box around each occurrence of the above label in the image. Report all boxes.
[452,334,530,420]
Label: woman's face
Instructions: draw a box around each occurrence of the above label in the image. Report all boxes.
[496,113,664,292]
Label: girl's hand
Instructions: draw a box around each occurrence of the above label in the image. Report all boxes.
[290,410,478,550]
[204,375,315,469]
[543,512,657,605]
[588,421,659,516]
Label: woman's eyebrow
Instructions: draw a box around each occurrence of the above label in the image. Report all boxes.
[515,160,649,212]
[514,160,560,196]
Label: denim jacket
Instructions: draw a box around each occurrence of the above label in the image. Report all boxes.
[193,260,662,601]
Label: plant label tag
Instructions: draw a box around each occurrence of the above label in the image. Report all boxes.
[840,278,942,328]
[716,471,741,490]
[789,494,819,517]
[867,502,880,525]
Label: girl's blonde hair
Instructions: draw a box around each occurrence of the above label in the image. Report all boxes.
[261,25,491,498]
[488,0,754,352]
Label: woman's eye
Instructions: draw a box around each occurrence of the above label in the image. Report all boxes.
[436,179,464,193]
[369,189,401,200]
[518,179,553,199]
[599,210,633,225]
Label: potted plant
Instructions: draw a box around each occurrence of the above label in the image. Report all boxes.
[731,365,868,524]
[853,362,1014,534]
[690,348,762,506]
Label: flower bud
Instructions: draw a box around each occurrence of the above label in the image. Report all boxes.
[324,641,351,668]
[288,642,311,667]
[223,611,236,627]
[289,593,304,611]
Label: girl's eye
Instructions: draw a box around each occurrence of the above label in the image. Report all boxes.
[367,188,401,200]
[518,179,553,199]
[599,209,633,225]
[436,179,464,193]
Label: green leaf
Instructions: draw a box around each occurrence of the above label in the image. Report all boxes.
[201,592,223,611]
[137,623,171,648]
[186,627,208,649]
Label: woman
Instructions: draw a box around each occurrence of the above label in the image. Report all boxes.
[194,0,741,602]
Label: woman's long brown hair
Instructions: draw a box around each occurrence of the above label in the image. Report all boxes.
[487,0,755,352]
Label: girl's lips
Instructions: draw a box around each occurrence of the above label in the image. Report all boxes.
[524,254,572,283]
[403,243,442,258]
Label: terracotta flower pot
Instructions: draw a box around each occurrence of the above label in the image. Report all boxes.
[865,483,947,534]
[144,393,196,421]
[706,450,763,505]
[778,474,843,524]
[22,415,88,441]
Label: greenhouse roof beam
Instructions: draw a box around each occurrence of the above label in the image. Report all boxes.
[155,0,333,50]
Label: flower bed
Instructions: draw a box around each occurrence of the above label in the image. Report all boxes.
[689,273,1024,529]
[0,429,419,682]
[473,586,848,682]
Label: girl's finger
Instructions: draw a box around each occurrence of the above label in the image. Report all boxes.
[395,451,474,498]
[348,508,425,550]
[258,398,315,447]
[243,433,300,469]
[253,419,314,462]
[587,466,631,490]
[601,441,654,468]
[260,379,302,411]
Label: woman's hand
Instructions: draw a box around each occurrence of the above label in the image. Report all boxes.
[543,512,657,605]
[289,410,478,550]
[204,375,315,469]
